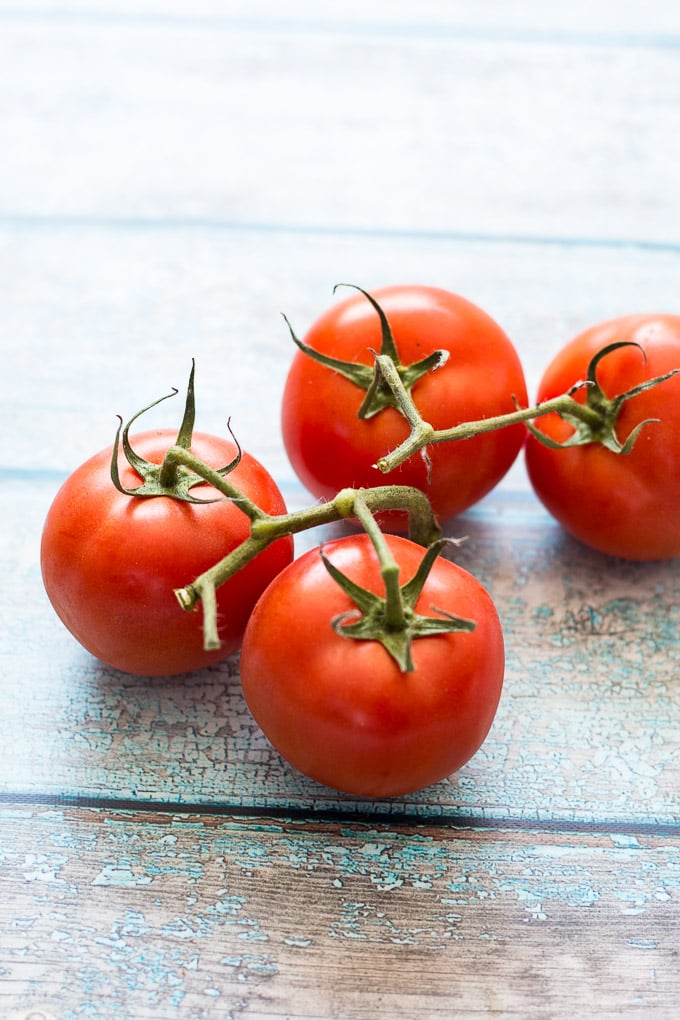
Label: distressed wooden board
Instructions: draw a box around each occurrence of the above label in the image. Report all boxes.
[2,473,678,825]
[2,3,680,1020]
[1,0,678,822]
[3,225,680,487]
[1,804,678,1019]
[1,6,679,246]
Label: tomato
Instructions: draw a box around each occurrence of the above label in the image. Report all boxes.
[240,533,505,798]
[281,285,528,525]
[525,314,680,560]
[41,430,294,676]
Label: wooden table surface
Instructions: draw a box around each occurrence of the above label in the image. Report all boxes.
[2,2,679,1017]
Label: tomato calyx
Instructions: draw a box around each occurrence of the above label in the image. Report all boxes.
[323,538,475,673]
[283,284,448,420]
[320,494,474,673]
[525,341,680,454]
[111,361,242,503]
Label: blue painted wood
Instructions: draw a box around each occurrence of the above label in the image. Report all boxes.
[1,805,679,1018]
[2,3,679,245]
[3,228,680,486]
[2,2,679,1015]
[2,476,678,826]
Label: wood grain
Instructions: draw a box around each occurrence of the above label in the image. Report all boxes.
[2,2,679,1017]
[2,805,678,1019]
[2,479,678,825]
[2,6,679,243]
[4,228,680,485]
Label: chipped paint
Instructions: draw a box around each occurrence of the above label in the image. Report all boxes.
[3,488,679,828]
[2,12,680,1016]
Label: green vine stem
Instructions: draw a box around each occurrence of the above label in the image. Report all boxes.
[286,287,679,474]
[172,473,441,650]
[351,491,407,631]
[373,343,680,474]
[111,363,442,653]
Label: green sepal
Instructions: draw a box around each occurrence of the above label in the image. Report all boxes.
[110,360,241,503]
[320,538,476,673]
[528,341,680,454]
[284,284,448,420]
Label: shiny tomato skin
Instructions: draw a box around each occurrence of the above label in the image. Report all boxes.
[41,430,294,676]
[240,533,505,798]
[525,315,680,560]
[281,285,528,525]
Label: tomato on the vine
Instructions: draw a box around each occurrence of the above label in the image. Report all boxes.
[281,285,528,525]
[240,533,505,798]
[41,428,294,676]
[525,314,680,560]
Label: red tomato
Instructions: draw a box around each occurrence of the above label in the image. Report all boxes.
[281,285,528,524]
[41,430,294,676]
[240,533,505,798]
[525,314,680,560]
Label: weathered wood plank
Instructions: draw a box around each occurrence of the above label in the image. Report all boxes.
[1,0,678,825]
[2,2,679,1017]
[3,225,679,486]
[1,8,678,245]
[1,804,678,1019]
[2,475,678,824]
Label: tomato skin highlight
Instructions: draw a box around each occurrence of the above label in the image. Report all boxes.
[281,285,528,524]
[525,315,680,560]
[240,533,505,798]
[40,430,294,676]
